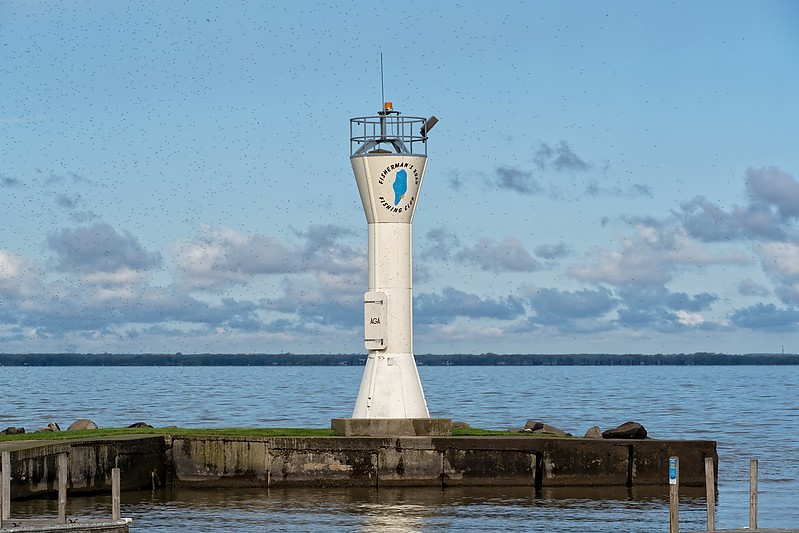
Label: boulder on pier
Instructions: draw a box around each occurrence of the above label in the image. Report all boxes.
[602,421,647,439]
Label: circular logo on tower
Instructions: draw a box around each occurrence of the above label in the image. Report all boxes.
[377,161,420,214]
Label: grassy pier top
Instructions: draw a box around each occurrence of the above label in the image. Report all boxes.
[0,426,539,444]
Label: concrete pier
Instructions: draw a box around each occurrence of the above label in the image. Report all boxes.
[170,435,715,488]
[0,434,716,499]
[1,436,166,500]
[0,518,130,532]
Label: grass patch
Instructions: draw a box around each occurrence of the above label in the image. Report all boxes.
[1,427,572,443]
[0,427,337,442]
[452,427,571,437]
[452,427,521,436]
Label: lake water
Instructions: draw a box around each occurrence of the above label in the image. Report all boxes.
[2,365,797,531]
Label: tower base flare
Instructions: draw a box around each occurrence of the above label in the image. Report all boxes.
[352,352,430,418]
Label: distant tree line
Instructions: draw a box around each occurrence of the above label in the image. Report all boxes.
[0,352,797,366]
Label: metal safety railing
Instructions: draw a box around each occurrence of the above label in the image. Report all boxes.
[350,114,428,156]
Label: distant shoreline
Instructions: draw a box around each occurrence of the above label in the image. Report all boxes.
[1,352,798,366]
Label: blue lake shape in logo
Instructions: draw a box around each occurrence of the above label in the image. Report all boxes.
[392,169,408,206]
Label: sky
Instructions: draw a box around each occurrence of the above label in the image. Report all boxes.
[2,1,799,355]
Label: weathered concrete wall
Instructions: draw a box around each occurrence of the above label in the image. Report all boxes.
[379,438,441,486]
[631,439,717,486]
[537,439,630,487]
[3,434,717,499]
[169,436,269,486]
[171,436,380,488]
[169,436,717,489]
[3,436,165,499]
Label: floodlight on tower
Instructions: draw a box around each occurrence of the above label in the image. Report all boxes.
[347,101,438,419]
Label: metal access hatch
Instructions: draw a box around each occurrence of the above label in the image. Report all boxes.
[364,291,387,350]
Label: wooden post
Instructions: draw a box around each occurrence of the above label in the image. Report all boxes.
[1,450,11,522]
[705,457,715,531]
[58,453,68,524]
[750,459,758,530]
[669,456,679,533]
[112,467,121,520]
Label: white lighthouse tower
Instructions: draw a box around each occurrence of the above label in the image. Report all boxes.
[331,102,447,436]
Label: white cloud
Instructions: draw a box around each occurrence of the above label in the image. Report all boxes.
[83,268,147,287]
[737,279,770,297]
[174,224,363,292]
[777,282,799,304]
[3,161,799,352]
[0,249,40,298]
[573,223,750,285]
[675,310,705,326]
[456,237,538,272]
[746,167,799,219]
[48,222,162,273]
[173,226,289,290]
[756,241,799,277]
[534,141,589,172]
[754,241,799,305]
[494,167,543,195]
[263,272,364,327]
[0,249,25,281]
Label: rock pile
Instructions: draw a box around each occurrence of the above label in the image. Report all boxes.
[34,422,61,433]
[512,420,649,440]
[1,419,164,436]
